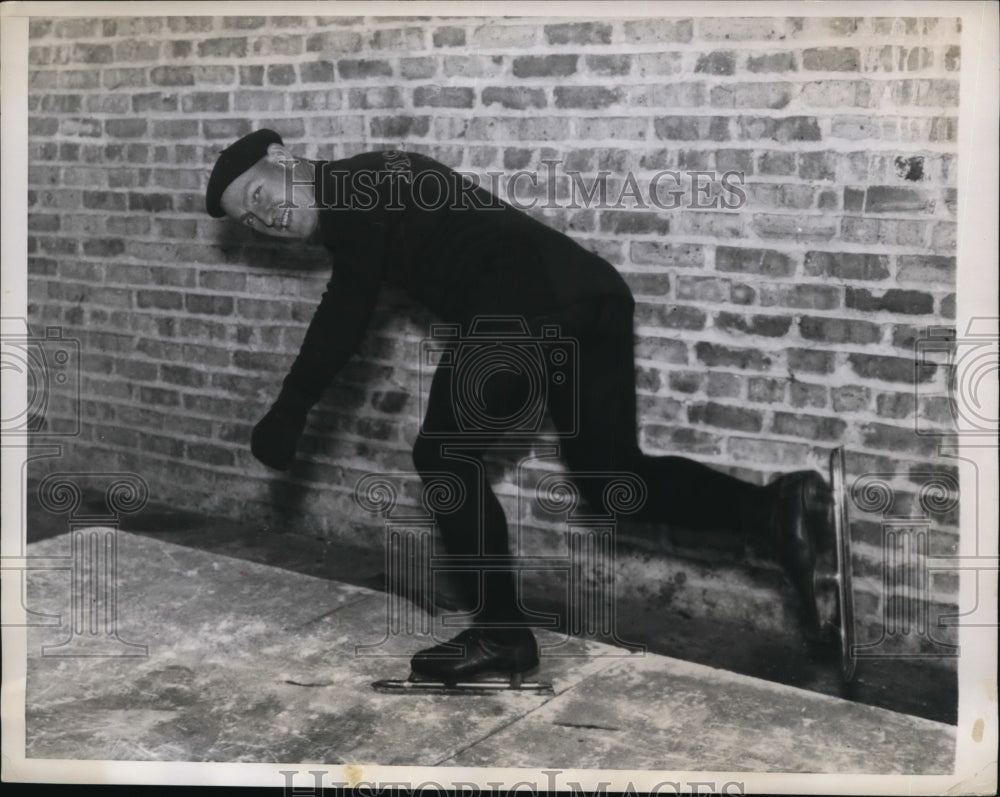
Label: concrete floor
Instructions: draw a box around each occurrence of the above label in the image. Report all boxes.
[19,528,956,772]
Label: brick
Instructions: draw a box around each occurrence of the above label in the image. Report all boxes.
[306,30,363,53]
[631,243,704,268]
[300,61,335,83]
[789,382,827,409]
[655,116,730,141]
[865,186,934,213]
[600,211,669,236]
[512,55,578,78]
[443,55,503,79]
[634,337,688,364]
[161,365,205,388]
[747,52,797,73]
[81,190,126,211]
[889,79,959,107]
[413,86,474,108]
[433,27,466,48]
[896,255,955,283]
[744,183,814,210]
[944,46,960,71]
[695,51,735,76]
[368,27,424,51]
[585,55,631,76]
[136,290,183,311]
[758,150,796,176]
[748,377,786,403]
[737,116,821,142]
[545,22,611,45]
[728,436,811,464]
[223,16,265,29]
[481,86,548,110]
[832,385,871,412]
[634,53,684,77]
[711,83,793,110]
[139,386,180,407]
[799,151,837,181]
[846,288,934,315]
[860,422,941,456]
[339,59,394,79]
[752,214,837,241]
[787,348,834,374]
[128,193,173,213]
[849,353,936,383]
[706,373,741,398]
[939,294,955,319]
[198,37,247,58]
[105,118,148,138]
[799,315,882,345]
[203,119,252,140]
[267,64,296,85]
[400,57,437,79]
[82,238,125,257]
[289,89,342,112]
[624,19,692,43]
[186,443,235,468]
[114,39,161,62]
[804,251,890,281]
[715,311,792,337]
[698,17,788,40]
[841,217,926,247]
[715,246,793,277]
[635,304,705,330]
[56,117,99,137]
[803,47,860,71]
[555,86,622,109]
[668,371,703,394]
[688,402,762,432]
[150,66,195,87]
[185,294,234,316]
[772,412,845,440]
[72,43,113,64]
[370,115,430,138]
[695,342,771,371]
[761,283,841,311]
[876,391,915,419]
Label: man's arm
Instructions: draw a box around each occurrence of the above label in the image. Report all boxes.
[252,245,384,470]
[275,256,383,413]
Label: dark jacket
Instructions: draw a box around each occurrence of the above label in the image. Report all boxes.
[277,151,632,411]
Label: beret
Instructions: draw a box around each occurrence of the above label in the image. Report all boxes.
[205,128,283,218]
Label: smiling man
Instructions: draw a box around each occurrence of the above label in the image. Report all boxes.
[205,128,839,689]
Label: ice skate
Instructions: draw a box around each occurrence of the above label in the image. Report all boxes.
[372,627,553,695]
[824,446,857,683]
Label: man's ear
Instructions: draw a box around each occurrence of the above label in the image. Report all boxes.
[265,143,296,165]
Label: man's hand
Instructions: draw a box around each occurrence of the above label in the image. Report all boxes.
[251,405,307,471]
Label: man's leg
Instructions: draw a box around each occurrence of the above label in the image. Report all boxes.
[544,295,760,532]
[544,295,835,641]
[408,352,538,681]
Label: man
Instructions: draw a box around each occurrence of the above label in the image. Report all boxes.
[205,129,836,686]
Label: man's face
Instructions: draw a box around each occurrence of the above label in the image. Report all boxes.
[219,144,319,240]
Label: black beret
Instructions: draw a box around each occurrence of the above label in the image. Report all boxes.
[205,128,283,218]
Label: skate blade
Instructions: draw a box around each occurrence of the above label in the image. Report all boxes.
[829,446,857,684]
[372,677,554,696]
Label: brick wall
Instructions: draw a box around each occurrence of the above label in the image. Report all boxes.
[26,14,961,653]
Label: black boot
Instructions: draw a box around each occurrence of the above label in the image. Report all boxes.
[410,627,539,684]
[748,471,837,644]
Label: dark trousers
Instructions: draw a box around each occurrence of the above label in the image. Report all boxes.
[411,295,763,625]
